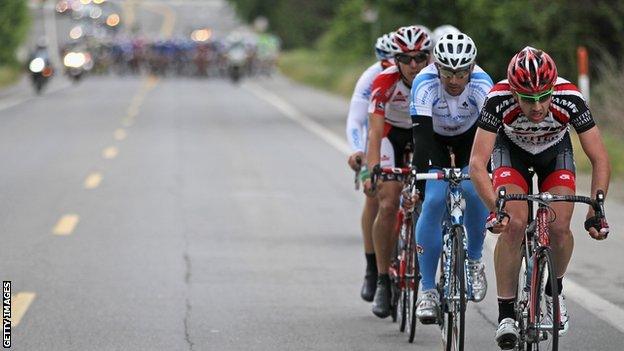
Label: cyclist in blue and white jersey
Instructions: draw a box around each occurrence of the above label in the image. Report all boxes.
[409,32,493,324]
[346,32,395,302]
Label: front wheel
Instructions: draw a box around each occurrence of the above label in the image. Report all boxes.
[443,226,465,351]
[526,247,559,351]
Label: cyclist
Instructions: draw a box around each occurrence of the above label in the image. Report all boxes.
[409,32,493,323]
[363,25,432,318]
[468,46,611,349]
[346,32,395,302]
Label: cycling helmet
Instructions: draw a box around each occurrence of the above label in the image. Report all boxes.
[374,33,394,61]
[432,25,460,43]
[433,32,477,70]
[389,25,432,55]
[507,46,558,94]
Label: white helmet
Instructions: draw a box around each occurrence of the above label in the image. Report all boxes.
[432,25,460,43]
[433,32,477,70]
[388,25,432,55]
[374,33,394,61]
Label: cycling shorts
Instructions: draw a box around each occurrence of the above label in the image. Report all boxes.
[491,131,576,193]
[380,123,412,181]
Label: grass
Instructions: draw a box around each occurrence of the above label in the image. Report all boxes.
[278,49,373,98]
[0,65,22,89]
[572,130,624,178]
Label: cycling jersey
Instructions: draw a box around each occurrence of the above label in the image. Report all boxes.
[369,65,412,129]
[346,62,385,152]
[410,63,493,136]
[478,78,596,155]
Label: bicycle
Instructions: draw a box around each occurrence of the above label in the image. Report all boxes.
[494,183,606,351]
[374,165,422,342]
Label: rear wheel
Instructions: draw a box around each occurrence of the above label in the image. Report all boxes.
[408,247,420,343]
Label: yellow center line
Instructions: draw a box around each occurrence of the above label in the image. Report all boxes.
[102,146,119,159]
[11,292,36,327]
[121,118,134,127]
[121,0,136,29]
[84,172,102,189]
[53,214,80,236]
[114,128,127,140]
[142,2,176,39]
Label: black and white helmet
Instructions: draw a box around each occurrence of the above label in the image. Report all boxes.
[433,32,477,70]
[388,25,432,55]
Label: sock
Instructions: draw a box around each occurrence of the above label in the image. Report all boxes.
[365,253,377,274]
[498,298,515,323]
[377,273,390,286]
[545,277,563,297]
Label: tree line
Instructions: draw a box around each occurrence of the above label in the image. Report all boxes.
[227,0,624,82]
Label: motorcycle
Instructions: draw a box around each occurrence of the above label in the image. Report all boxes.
[28,56,53,94]
[63,51,93,83]
[226,46,247,83]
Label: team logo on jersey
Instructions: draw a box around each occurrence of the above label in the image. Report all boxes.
[461,101,469,108]
[560,173,571,180]
[392,91,407,102]
[381,155,390,162]
[500,171,512,177]
[416,244,424,254]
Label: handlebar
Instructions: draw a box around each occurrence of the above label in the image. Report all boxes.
[495,187,607,230]
[370,165,470,192]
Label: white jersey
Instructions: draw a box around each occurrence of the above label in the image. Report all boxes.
[410,63,493,136]
[346,62,384,152]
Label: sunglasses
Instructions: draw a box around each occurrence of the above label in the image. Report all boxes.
[438,67,471,80]
[395,52,429,65]
[516,88,554,103]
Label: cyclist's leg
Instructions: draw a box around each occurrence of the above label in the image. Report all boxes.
[415,175,446,291]
[373,180,402,274]
[362,195,379,255]
[491,135,530,320]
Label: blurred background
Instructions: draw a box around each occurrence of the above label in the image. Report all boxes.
[1,1,624,350]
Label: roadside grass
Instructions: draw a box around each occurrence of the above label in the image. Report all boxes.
[278,49,373,98]
[278,49,624,179]
[0,65,22,89]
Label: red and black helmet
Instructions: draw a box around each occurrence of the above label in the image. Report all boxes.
[507,46,558,94]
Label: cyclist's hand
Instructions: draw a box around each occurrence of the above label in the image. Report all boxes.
[585,213,609,240]
[485,211,509,234]
[363,178,376,197]
[348,151,364,171]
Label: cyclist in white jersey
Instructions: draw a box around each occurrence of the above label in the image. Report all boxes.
[346,32,395,302]
[363,25,433,318]
[409,32,493,324]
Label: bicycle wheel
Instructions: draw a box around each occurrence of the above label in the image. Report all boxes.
[515,242,531,351]
[443,226,466,351]
[526,247,559,351]
[408,246,420,342]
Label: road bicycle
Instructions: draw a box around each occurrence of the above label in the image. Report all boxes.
[494,181,606,351]
[375,165,421,342]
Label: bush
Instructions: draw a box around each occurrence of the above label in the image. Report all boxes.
[0,0,31,66]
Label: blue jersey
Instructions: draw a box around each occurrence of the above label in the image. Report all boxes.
[409,63,493,136]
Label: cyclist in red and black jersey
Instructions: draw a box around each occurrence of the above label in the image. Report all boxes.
[469,46,611,349]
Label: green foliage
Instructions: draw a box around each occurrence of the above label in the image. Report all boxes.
[0,0,31,66]
[226,0,339,49]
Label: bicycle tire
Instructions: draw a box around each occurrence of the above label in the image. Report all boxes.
[444,226,466,351]
[526,247,559,351]
[515,242,531,351]
[409,246,420,343]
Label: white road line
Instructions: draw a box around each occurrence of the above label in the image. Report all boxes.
[243,82,351,156]
[245,80,624,333]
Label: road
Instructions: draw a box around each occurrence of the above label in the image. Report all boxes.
[1,1,623,350]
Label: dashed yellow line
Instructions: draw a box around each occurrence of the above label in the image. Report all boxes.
[102,146,119,159]
[84,172,102,189]
[11,292,36,327]
[142,2,176,38]
[53,214,79,236]
[114,128,127,140]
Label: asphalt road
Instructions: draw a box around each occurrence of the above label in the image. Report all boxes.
[2,1,624,350]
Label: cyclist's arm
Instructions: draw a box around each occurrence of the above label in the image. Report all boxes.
[578,126,611,207]
[411,114,433,172]
[469,127,498,210]
[346,98,369,153]
[366,113,385,170]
